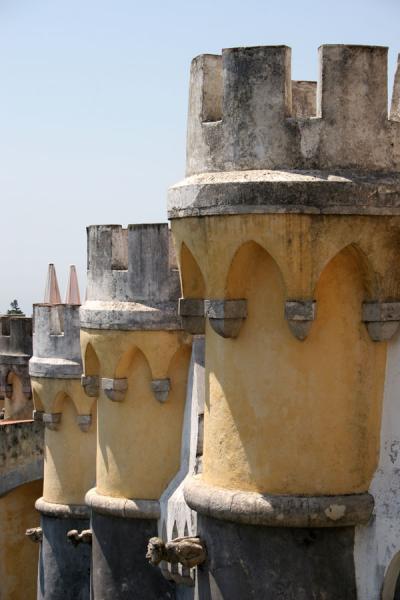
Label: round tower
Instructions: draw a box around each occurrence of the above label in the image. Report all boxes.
[30,292,95,599]
[80,223,191,599]
[168,44,400,599]
[0,315,33,420]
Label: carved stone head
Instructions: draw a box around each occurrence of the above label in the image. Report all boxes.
[146,537,166,565]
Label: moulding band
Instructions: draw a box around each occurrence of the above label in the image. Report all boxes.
[183,476,374,528]
[35,497,90,519]
[85,488,160,520]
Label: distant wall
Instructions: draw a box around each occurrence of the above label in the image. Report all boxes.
[0,479,43,600]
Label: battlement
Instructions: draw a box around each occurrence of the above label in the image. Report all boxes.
[186,45,400,174]
[29,304,82,379]
[81,223,181,330]
[0,316,32,358]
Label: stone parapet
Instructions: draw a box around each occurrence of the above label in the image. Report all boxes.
[30,304,82,379]
[186,45,400,176]
[81,223,181,331]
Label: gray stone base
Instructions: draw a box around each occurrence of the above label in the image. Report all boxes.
[195,514,356,600]
[91,510,175,600]
[38,513,91,600]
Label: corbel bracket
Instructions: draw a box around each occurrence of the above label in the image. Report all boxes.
[205,299,247,339]
[76,414,92,433]
[151,378,171,403]
[43,412,62,431]
[179,298,205,335]
[362,301,400,341]
[101,378,128,402]
[285,300,316,341]
[81,375,100,397]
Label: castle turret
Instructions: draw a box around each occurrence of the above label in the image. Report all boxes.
[168,45,400,599]
[80,223,191,598]
[30,266,95,600]
[0,315,33,420]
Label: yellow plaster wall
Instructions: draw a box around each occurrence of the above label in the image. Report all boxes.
[171,213,394,495]
[31,378,96,505]
[4,373,32,421]
[80,329,191,499]
[0,479,43,600]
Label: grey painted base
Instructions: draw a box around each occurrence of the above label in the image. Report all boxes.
[195,514,357,600]
[91,510,175,600]
[38,514,91,600]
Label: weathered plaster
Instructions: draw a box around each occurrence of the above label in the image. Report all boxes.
[354,327,400,599]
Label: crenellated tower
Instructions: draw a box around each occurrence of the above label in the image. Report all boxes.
[0,315,33,420]
[168,44,400,599]
[30,266,95,600]
[80,223,191,599]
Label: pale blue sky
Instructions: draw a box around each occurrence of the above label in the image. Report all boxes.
[0,0,399,313]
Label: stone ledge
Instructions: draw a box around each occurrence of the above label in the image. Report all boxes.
[29,357,82,379]
[168,170,400,219]
[85,488,160,520]
[80,301,182,331]
[35,497,90,519]
[184,476,374,528]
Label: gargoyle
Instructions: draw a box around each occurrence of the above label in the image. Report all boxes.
[67,529,93,546]
[146,536,206,569]
[25,527,43,543]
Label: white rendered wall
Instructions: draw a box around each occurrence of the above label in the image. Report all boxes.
[158,336,205,586]
[355,328,400,599]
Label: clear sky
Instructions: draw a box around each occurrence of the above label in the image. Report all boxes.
[0,0,399,314]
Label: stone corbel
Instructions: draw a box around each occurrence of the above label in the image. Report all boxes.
[26,527,43,543]
[146,536,207,569]
[101,378,128,402]
[81,375,100,397]
[179,298,205,334]
[76,414,92,432]
[285,300,316,341]
[151,378,171,403]
[43,412,62,431]
[67,529,92,546]
[362,301,400,341]
[205,299,247,338]
[33,409,44,422]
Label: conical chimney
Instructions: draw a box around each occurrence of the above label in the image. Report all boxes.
[43,264,61,304]
[65,265,81,305]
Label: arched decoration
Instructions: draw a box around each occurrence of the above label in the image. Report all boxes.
[31,385,45,414]
[3,371,33,420]
[161,343,192,405]
[382,551,400,600]
[81,342,100,397]
[52,390,74,414]
[84,343,100,376]
[115,346,141,379]
[210,241,285,339]
[180,243,206,298]
[313,243,377,301]
[179,243,206,334]
[226,240,286,299]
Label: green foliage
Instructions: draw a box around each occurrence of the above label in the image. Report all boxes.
[7,299,24,316]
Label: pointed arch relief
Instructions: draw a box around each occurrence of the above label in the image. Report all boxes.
[203,234,386,495]
[179,243,206,334]
[314,244,398,342]
[206,240,286,339]
[31,384,45,421]
[3,371,32,420]
[81,342,100,398]
[180,243,206,298]
[313,243,377,301]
